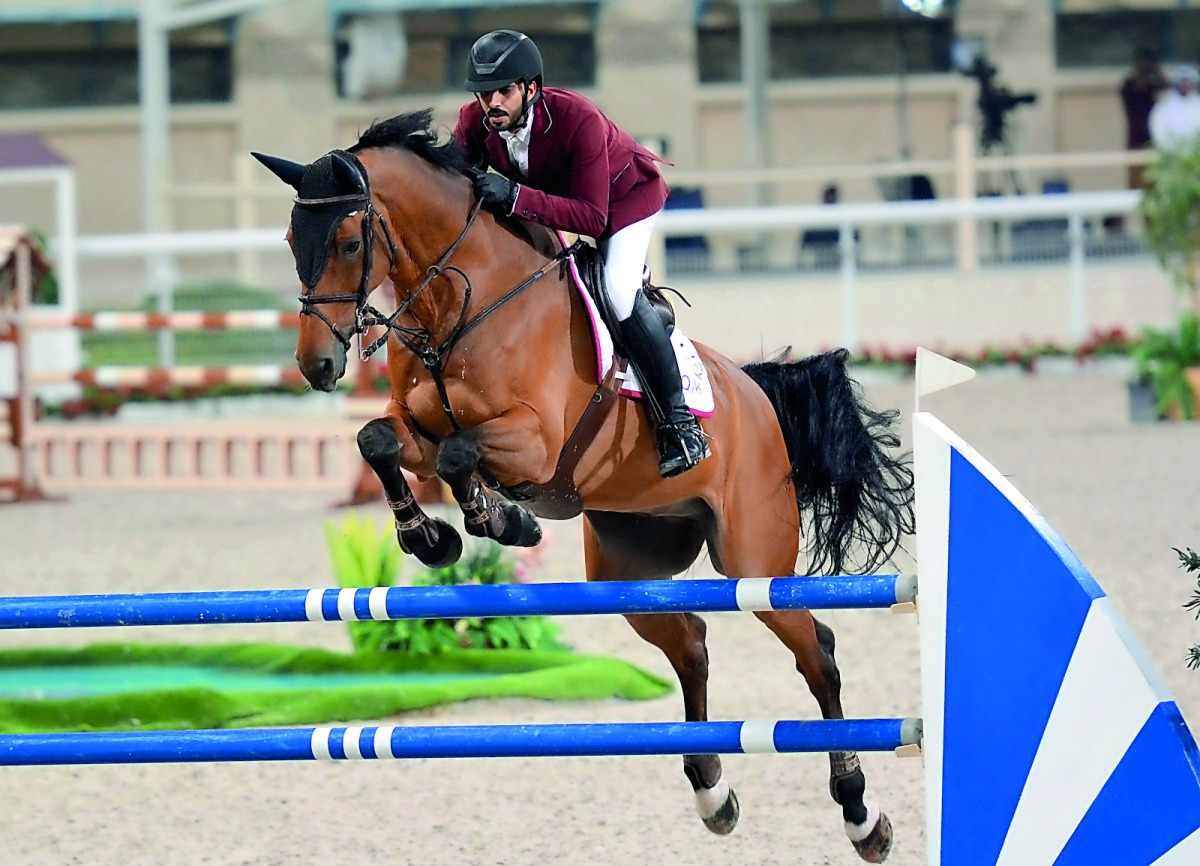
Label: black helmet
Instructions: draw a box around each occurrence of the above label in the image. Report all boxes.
[463,30,543,92]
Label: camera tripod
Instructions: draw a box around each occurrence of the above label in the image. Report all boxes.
[977,135,1024,197]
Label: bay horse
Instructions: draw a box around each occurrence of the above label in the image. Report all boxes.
[254,109,914,863]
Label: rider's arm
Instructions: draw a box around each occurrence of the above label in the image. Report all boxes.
[511,110,609,238]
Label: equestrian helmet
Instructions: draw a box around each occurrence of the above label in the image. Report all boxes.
[463,30,543,92]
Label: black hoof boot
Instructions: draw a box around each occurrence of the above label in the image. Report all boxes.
[496,502,543,547]
[399,516,463,568]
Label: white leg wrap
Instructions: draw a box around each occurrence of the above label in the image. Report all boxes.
[694,779,730,819]
[845,801,880,842]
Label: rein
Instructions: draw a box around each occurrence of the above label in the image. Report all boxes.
[297,175,583,433]
[380,213,582,433]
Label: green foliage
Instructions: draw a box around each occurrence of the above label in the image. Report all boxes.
[81,329,297,367]
[1177,547,1200,670]
[323,514,566,656]
[81,279,295,368]
[323,513,404,653]
[1133,313,1200,418]
[1138,145,1200,419]
[1142,143,1200,300]
[136,279,289,313]
[28,231,58,304]
[0,231,58,304]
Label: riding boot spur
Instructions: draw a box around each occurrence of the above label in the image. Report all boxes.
[617,292,711,478]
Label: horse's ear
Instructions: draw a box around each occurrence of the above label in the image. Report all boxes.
[331,151,368,195]
[251,152,305,191]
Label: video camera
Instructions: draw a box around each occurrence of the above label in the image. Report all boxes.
[958,50,1038,151]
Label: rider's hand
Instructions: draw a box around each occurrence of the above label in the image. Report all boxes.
[472,171,519,216]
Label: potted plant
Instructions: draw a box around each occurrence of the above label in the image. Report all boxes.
[1132,312,1200,419]
[323,513,566,655]
[1178,547,1200,669]
[1137,141,1200,419]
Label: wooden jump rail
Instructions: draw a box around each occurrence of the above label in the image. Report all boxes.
[0,231,438,502]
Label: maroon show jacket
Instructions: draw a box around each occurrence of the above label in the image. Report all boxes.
[453,87,668,240]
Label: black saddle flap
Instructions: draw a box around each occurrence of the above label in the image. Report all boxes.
[571,242,677,336]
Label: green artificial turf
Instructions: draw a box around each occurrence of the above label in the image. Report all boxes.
[0,642,673,733]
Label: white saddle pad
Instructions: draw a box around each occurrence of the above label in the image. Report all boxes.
[563,251,714,417]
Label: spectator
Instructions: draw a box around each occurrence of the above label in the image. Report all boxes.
[1120,47,1165,190]
[801,184,844,268]
[1150,64,1200,154]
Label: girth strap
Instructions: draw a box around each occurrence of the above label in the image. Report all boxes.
[493,355,629,519]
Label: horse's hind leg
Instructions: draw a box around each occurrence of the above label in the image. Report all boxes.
[435,431,542,547]
[755,609,893,863]
[624,609,739,834]
[357,418,462,568]
[582,511,739,835]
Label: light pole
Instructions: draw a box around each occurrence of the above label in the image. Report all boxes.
[137,0,283,365]
[737,0,771,208]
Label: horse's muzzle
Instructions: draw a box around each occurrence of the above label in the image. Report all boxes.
[295,351,346,392]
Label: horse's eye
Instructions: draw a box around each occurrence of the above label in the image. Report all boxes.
[342,239,362,257]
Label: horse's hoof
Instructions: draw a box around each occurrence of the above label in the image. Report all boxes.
[402,517,463,568]
[498,503,542,547]
[702,786,739,836]
[848,807,892,863]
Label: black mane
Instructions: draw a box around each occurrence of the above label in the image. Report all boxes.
[350,109,471,175]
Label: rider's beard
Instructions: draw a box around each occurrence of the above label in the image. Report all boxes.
[487,107,518,131]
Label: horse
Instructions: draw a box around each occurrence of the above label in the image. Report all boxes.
[253,108,915,863]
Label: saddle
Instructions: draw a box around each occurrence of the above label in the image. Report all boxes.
[569,242,683,343]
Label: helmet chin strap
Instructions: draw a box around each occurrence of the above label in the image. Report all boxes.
[516,80,540,129]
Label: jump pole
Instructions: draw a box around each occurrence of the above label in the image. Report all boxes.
[0,573,917,629]
[0,718,924,767]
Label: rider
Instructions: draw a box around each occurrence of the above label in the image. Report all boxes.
[452,29,710,479]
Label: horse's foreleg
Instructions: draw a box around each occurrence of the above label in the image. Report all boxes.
[756,609,893,863]
[435,430,542,547]
[357,418,462,568]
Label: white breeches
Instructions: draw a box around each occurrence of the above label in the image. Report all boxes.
[598,211,659,321]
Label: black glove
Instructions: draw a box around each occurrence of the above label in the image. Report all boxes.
[473,171,519,216]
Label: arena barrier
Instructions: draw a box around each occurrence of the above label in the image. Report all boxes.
[0,407,1198,865]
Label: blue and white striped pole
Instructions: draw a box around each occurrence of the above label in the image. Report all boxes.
[0,718,923,766]
[0,574,917,630]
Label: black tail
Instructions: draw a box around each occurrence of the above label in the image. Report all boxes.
[742,348,915,576]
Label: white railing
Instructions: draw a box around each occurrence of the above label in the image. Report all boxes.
[652,190,1144,352]
[66,189,1148,356]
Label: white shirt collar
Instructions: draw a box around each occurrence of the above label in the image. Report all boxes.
[499,118,533,145]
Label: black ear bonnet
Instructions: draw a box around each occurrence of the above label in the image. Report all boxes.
[290,150,371,288]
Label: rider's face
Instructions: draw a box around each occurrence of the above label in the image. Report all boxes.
[476,81,535,132]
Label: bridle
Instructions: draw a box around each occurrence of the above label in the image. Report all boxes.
[292,185,398,355]
[293,167,581,432]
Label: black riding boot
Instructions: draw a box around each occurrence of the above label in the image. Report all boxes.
[618,292,711,478]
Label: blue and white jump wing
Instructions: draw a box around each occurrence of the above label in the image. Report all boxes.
[915,411,1200,866]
